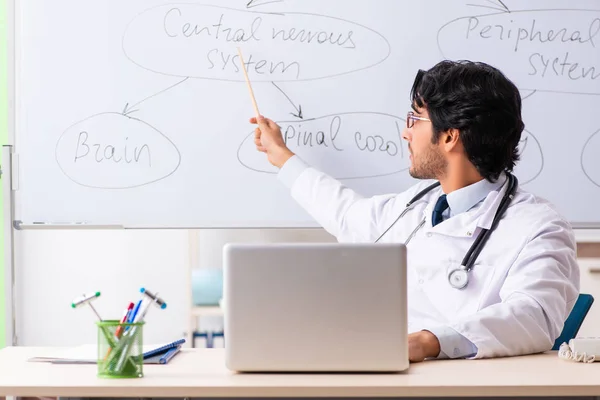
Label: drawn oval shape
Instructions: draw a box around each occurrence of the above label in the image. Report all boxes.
[55,112,181,189]
[437,10,600,95]
[237,112,408,179]
[582,128,600,188]
[513,129,544,185]
[122,4,391,82]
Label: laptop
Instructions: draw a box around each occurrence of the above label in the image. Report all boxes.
[223,242,408,372]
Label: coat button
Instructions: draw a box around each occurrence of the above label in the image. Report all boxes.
[426,233,433,238]
[419,279,424,284]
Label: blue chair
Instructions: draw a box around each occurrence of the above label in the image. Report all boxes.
[552,293,594,350]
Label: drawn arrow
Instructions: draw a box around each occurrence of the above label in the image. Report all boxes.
[495,0,510,12]
[246,0,283,9]
[520,136,528,153]
[122,77,190,116]
[272,82,303,119]
[493,0,510,12]
[467,0,510,13]
[521,89,537,101]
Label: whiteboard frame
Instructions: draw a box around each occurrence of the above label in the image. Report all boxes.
[3,0,16,346]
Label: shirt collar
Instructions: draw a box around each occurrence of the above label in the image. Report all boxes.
[445,174,507,217]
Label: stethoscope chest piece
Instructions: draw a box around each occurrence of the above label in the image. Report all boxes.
[448,267,469,289]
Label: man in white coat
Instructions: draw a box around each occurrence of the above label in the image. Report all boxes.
[250,60,580,362]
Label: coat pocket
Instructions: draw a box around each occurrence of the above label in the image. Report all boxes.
[423,259,497,320]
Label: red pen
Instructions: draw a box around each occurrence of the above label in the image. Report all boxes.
[115,302,134,339]
[103,302,134,361]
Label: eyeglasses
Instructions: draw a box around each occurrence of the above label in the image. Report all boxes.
[406,111,431,129]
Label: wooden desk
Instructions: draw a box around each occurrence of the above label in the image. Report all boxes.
[0,347,599,398]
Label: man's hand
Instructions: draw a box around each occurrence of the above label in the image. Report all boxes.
[408,330,441,363]
[250,115,295,168]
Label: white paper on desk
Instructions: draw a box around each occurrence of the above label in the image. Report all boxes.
[28,344,166,364]
[28,344,97,363]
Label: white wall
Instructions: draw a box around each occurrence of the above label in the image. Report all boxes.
[14,228,334,347]
[14,228,600,347]
[15,229,189,346]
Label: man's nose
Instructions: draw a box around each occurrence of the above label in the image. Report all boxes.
[401,127,411,142]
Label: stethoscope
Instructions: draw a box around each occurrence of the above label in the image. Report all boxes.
[375,173,518,290]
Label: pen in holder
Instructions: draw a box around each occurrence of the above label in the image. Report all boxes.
[97,320,144,378]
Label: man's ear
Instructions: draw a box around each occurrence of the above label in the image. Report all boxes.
[443,128,460,151]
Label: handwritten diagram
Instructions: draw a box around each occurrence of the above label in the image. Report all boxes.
[237,112,409,179]
[439,10,599,93]
[53,1,599,190]
[514,130,543,185]
[56,112,181,189]
[54,2,399,189]
[582,128,600,188]
[122,4,391,82]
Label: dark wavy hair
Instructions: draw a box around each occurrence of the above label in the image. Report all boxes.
[410,60,524,182]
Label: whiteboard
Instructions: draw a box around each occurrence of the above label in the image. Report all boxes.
[13,0,600,228]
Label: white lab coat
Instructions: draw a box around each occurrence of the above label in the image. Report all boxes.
[279,156,580,359]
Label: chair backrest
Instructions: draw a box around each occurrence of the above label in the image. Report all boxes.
[552,293,594,350]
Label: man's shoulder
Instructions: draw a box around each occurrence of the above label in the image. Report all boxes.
[510,187,573,231]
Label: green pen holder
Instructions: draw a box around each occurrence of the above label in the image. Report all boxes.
[96,320,144,379]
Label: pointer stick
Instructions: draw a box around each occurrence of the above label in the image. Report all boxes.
[237,47,260,119]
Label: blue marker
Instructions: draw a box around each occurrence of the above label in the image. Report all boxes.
[129,299,143,323]
[124,299,142,331]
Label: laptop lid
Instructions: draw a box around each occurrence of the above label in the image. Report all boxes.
[223,242,408,372]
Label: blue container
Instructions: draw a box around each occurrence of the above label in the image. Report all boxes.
[192,268,223,306]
